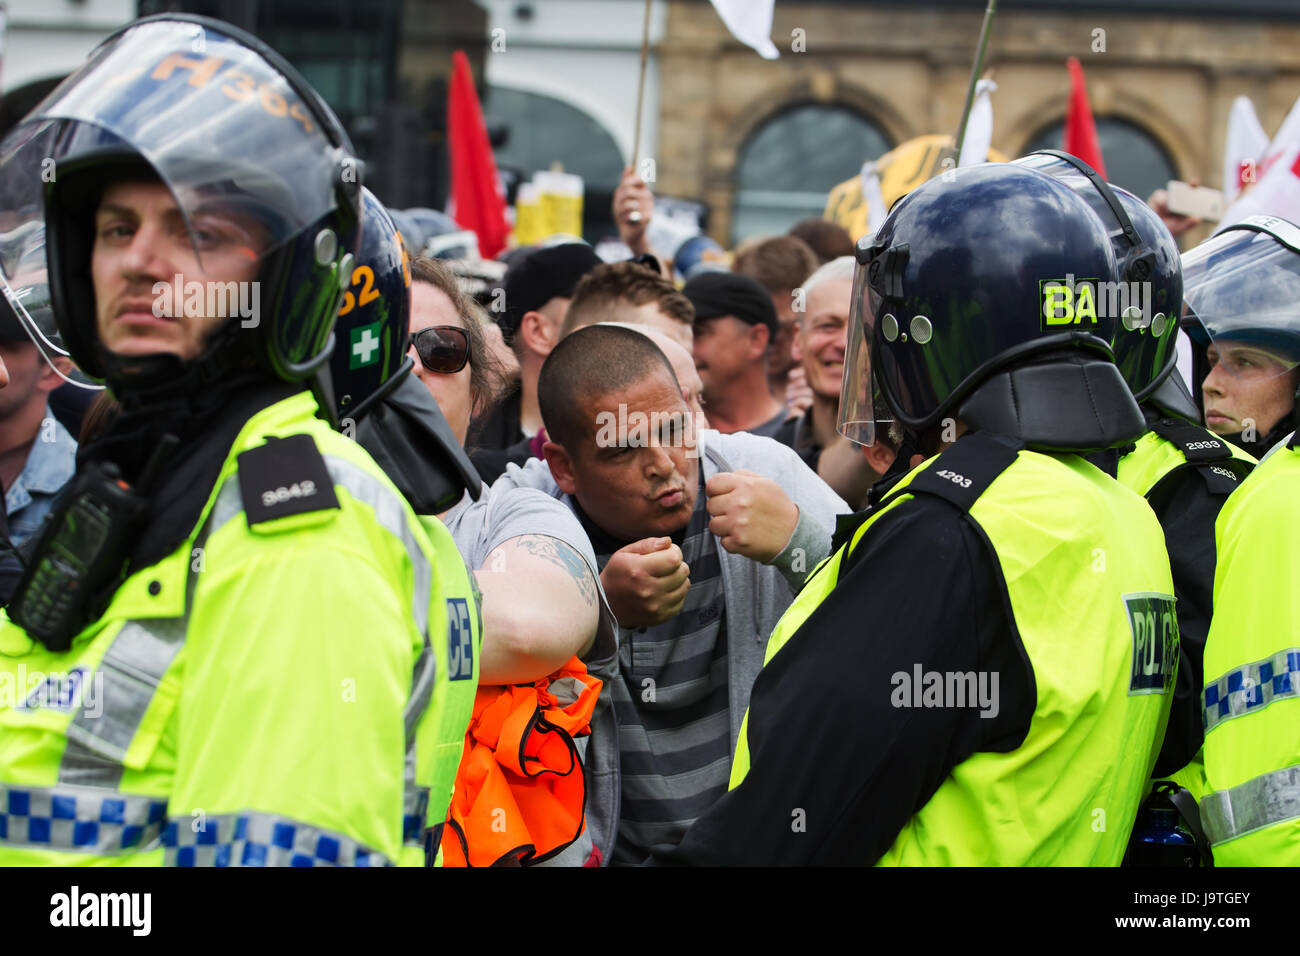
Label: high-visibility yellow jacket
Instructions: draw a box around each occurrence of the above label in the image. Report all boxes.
[0,390,453,866]
[1115,421,1255,797]
[729,436,1177,864]
[1200,438,1300,865]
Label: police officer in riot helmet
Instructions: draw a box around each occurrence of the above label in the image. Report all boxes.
[1182,216,1300,459]
[656,162,1178,866]
[0,15,451,867]
[1011,154,1255,841]
[1187,215,1300,866]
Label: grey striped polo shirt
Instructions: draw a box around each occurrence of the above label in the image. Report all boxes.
[573,474,731,865]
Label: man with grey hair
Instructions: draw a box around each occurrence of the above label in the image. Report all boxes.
[776,256,895,507]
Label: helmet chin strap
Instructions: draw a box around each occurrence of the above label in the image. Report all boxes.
[865,428,919,509]
[98,315,267,413]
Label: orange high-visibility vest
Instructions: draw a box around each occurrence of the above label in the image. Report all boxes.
[441,657,601,867]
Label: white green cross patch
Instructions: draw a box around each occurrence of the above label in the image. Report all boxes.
[349,321,383,369]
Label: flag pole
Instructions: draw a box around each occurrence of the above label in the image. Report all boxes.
[953,0,998,157]
[628,0,653,222]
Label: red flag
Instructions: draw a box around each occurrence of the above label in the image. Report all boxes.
[1063,57,1107,179]
[1221,93,1300,226]
[447,50,509,259]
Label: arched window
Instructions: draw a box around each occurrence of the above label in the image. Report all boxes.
[733,104,892,244]
[484,87,624,193]
[1021,117,1176,204]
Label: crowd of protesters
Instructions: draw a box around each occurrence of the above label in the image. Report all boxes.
[0,12,1297,870]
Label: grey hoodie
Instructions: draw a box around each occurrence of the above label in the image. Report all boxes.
[492,428,848,859]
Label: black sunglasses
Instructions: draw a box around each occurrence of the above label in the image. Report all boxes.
[409,325,470,374]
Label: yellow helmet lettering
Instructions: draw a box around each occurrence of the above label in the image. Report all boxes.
[1043,284,1074,325]
[1074,283,1098,323]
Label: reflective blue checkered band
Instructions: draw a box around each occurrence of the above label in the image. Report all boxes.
[1201,764,1300,845]
[163,811,400,867]
[22,457,437,861]
[1202,648,1300,734]
[0,783,167,854]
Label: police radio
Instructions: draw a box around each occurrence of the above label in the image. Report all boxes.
[9,437,178,652]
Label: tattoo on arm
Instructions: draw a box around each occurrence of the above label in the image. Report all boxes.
[508,535,599,608]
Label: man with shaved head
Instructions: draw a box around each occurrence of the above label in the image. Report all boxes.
[494,325,846,863]
[473,260,698,485]
[591,322,708,431]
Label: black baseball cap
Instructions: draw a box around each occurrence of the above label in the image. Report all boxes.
[683,271,778,334]
[500,242,602,340]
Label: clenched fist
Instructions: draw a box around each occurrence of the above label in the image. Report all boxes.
[601,536,690,628]
[706,469,799,563]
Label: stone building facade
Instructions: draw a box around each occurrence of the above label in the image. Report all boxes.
[655,0,1300,245]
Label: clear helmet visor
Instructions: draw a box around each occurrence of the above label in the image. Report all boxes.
[837,256,879,446]
[0,208,92,388]
[0,17,352,385]
[1182,219,1300,382]
[46,18,343,251]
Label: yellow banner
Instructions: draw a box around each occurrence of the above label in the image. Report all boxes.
[825,134,1006,240]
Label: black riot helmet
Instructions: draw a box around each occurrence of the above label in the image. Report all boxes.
[1012,150,1192,419]
[0,15,362,402]
[839,162,1145,452]
[330,188,413,426]
[1182,215,1300,369]
[332,189,483,507]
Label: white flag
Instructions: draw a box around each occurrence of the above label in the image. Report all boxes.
[1222,96,1269,204]
[1220,93,1300,229]
[861,161,887,235]
[708,0,779,60]
[958,79,997,167]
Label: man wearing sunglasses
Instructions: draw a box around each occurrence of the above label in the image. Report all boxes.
[410,325,470,373]
[408,288,493,452]
[409,323,472,438]
[0,290,76,553]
